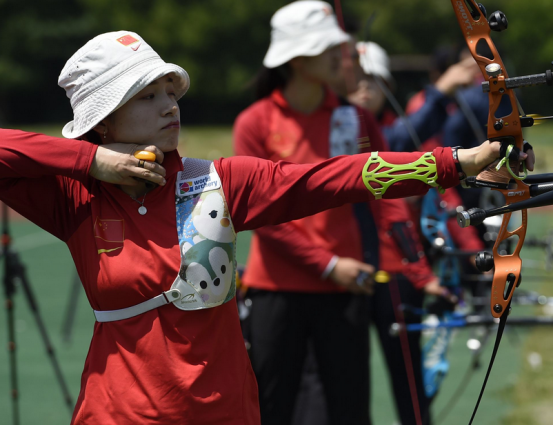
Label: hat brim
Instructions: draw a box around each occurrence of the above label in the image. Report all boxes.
[263,27,350,69]
[63,58,190,139]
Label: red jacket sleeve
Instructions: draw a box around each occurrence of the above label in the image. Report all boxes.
[0,129,98,241]
[215,148,459,233]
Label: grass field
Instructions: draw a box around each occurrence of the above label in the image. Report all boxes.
[0,123,551,424]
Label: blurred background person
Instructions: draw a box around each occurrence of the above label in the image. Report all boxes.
[348,42,479,152]
[234,2,373,422]
[234,2,446,424]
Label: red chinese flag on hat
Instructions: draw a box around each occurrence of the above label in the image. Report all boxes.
[117,35,139,46]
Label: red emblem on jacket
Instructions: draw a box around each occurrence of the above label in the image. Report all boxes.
[94,218,124,254]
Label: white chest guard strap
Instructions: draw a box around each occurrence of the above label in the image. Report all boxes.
[93,289,182,322]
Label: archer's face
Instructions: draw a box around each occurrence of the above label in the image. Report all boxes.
[104,75,181,152]
[292,45,343,85]
[329,38,366,98]
[348,76,387,115]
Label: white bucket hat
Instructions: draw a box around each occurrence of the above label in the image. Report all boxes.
[263,1,350,69]
[59,30,190,139]
[356,41,393,84]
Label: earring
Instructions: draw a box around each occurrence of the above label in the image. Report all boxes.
[103,129,107,139]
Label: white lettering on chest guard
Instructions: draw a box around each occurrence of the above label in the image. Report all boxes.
[176,172,222,196]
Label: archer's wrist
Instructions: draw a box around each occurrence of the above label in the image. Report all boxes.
[451,146,467,180]
[456,146,479,177]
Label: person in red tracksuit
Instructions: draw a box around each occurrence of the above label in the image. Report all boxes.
[232,2,466,424]
[0,26,528,426]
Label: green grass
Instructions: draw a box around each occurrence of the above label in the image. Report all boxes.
[1,123,551,424]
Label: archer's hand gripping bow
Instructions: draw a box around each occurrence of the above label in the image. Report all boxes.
[450,1,553,423]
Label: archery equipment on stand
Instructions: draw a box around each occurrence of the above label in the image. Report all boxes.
[416,187,552,418]
[450,1,553,423]
[1,203,74,424]
[391,313,552,333]
[418,188,468,399]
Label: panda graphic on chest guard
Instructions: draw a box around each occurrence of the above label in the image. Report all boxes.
[172,188,237,310]
[178,239,234,304]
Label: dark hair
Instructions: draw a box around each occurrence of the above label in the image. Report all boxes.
[253,64,291,100]
[341,13,360,35]
[82,129,103,145]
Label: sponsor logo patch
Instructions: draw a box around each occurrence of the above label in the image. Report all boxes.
[179,181,193,194]
[176,172,221,196]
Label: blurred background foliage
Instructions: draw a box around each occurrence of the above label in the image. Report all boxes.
[0,0,552,126]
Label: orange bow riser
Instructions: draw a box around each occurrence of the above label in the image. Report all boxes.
[452,0,531,319]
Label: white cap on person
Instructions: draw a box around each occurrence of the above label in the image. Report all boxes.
[357,41,393,85]
[58,31,190,139]
[263,1,350,69]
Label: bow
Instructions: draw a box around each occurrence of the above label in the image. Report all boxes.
[449,1,553,423]
[418,188,464,399]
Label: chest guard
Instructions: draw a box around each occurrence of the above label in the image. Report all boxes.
[170,158,237,310]
[329,105,360,157]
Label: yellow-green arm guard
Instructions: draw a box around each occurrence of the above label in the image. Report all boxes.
[362,152,444,199]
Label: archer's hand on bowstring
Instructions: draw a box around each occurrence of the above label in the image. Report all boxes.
[457,140,535,177]
[90,144,167,186]
[329,257,375,295]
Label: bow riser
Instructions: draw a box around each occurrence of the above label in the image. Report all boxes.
[451,0,531,318]
[454,1,524,169]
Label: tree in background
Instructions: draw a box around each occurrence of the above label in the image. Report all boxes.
[0,0,551,125]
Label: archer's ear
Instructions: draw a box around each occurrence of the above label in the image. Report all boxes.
[289,56,305,71]
[92,121,108,140]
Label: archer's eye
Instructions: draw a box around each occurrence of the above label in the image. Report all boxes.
[200,281,208,289]
[209,210,218,218]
